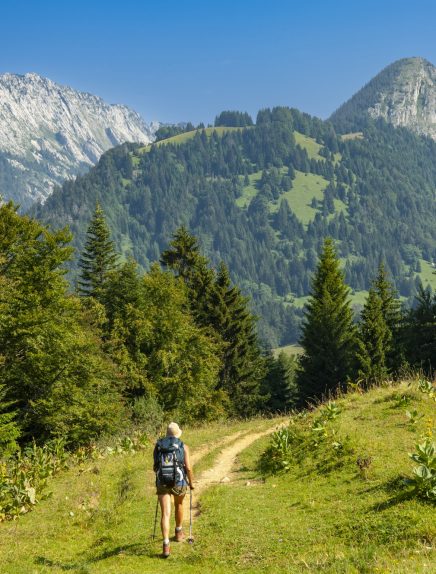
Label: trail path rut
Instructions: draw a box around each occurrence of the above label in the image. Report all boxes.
[192,424,279,496]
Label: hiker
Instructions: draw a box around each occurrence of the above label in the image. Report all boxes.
[153,422,194,558]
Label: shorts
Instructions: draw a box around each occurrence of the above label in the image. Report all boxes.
[156,484,188,496]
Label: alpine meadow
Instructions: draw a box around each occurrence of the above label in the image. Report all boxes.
[0,12,435,570]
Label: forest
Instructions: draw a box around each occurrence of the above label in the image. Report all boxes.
[32,107,436,346]
[1,200,434,458]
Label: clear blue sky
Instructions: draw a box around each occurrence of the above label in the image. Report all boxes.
[1,0,436,124]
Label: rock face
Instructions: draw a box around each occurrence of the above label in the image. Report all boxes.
[330,57,436,139]
[0,73,158,207]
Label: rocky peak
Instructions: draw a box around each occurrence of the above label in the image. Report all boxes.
[0,72,158,207]
[330,57,436,139]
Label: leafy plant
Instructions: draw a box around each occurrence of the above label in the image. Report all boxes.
[405,409,424,425]
[405,439,436,500]
[418,379,435,401]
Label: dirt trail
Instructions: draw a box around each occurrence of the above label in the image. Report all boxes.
[189,430,246,467]
[192,424,279,496]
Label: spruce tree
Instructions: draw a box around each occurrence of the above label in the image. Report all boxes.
[372,263,403,371]
[209,262,265,415]
[78,204,118,301]
[403,285,436,375]
[262,351,298,412]
[297,238,357,401]
[0,383,20,457]
[357,288,389,385]
[162,228,265,415]
[160,226,214,322]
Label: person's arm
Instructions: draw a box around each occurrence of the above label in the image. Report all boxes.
[184,445,195,489]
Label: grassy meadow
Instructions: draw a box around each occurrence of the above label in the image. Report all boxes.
[1,380,435,573]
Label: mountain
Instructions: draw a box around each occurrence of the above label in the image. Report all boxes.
[33,108,436,346]
[0,72,158,208]
[330,57,436,138]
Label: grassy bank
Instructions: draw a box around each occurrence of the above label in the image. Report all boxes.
[1,381,435,573]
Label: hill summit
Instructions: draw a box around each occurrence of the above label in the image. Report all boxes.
[330,57,436,138]
[0,73,158,207]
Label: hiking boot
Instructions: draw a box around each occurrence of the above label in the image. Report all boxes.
[162,542,170,558]
[175,528,184,542]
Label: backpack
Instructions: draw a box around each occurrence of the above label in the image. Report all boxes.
[154,436,186,487]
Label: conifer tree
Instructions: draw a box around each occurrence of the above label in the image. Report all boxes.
[0,383,20,457]
[297,238,357,401]
[372,263,403,371]
[357,288,389,385]
[262,351,298,412]
[160,226,214,322]
[78,204,118,301]
[162,229,265,415]
[403,285,436,375]
[209,262,265,415]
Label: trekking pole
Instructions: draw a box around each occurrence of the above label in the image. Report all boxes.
[188,488,194,544]
[152,497,159,540]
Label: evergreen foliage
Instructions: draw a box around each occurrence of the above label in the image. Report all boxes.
[0,383,20,457]
[297,238,358,401]
[162,228,266,416]
[0,201,127,446]
[403,286,436,376]
[262,352,299,412]
[357,288,390,385]
[78,203,118,301]
[33,107,436,346]
[372,263,404,372]
[215,111,254,127]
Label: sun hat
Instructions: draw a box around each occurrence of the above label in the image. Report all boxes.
[166,422,182,438]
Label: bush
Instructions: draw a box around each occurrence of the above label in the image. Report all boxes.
[131,395,165,437]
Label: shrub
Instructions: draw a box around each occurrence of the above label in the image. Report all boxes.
[405,439,436,501]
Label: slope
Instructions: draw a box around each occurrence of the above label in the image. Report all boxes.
[0,72,157,207]
[330,57,436,139]
[33,107,436,347]
[1,381,434,573]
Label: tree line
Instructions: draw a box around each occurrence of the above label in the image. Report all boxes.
[1,202,434,457]
[33,107,436,348]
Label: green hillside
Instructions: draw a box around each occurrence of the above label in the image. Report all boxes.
[33,107,436,346]
[1,380,434,573]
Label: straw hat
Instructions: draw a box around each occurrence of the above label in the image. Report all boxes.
[166,422,182,438]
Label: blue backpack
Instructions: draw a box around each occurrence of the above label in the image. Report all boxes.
[154,436,186,487]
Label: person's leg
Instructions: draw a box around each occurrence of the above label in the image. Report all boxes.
[174,493,185,528]
[158,494,171,541]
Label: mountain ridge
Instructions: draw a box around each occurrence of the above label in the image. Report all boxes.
[0,72,158,207]
[330,57,436,138]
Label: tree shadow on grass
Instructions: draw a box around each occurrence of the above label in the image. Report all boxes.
[35,541,163,571]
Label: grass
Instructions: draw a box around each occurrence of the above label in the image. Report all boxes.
[0,418,276,574]
[2,384,435,572]
[294,131,324,160]
[341,132,364,141]
[235,171,263,208]
[138,127,246,153]
[417,259,436,290]
[279,170,329,225]
[272,344,303,358]
[192,381,436,573]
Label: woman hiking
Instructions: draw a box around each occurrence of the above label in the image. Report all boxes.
[153,422,194,558]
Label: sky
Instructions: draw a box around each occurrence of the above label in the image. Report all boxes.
[1,0,436,125]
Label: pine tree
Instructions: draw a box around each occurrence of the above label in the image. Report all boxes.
[372,263,403,371]
[262,351,298,412]
[357,288,389,385]
[162,228,265,416]
[78,204,118,301]
[160,226,214,322]
[0,383,20,457]
[209,262,265,416]
[403,285,436,375]
[297,238,357,401]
